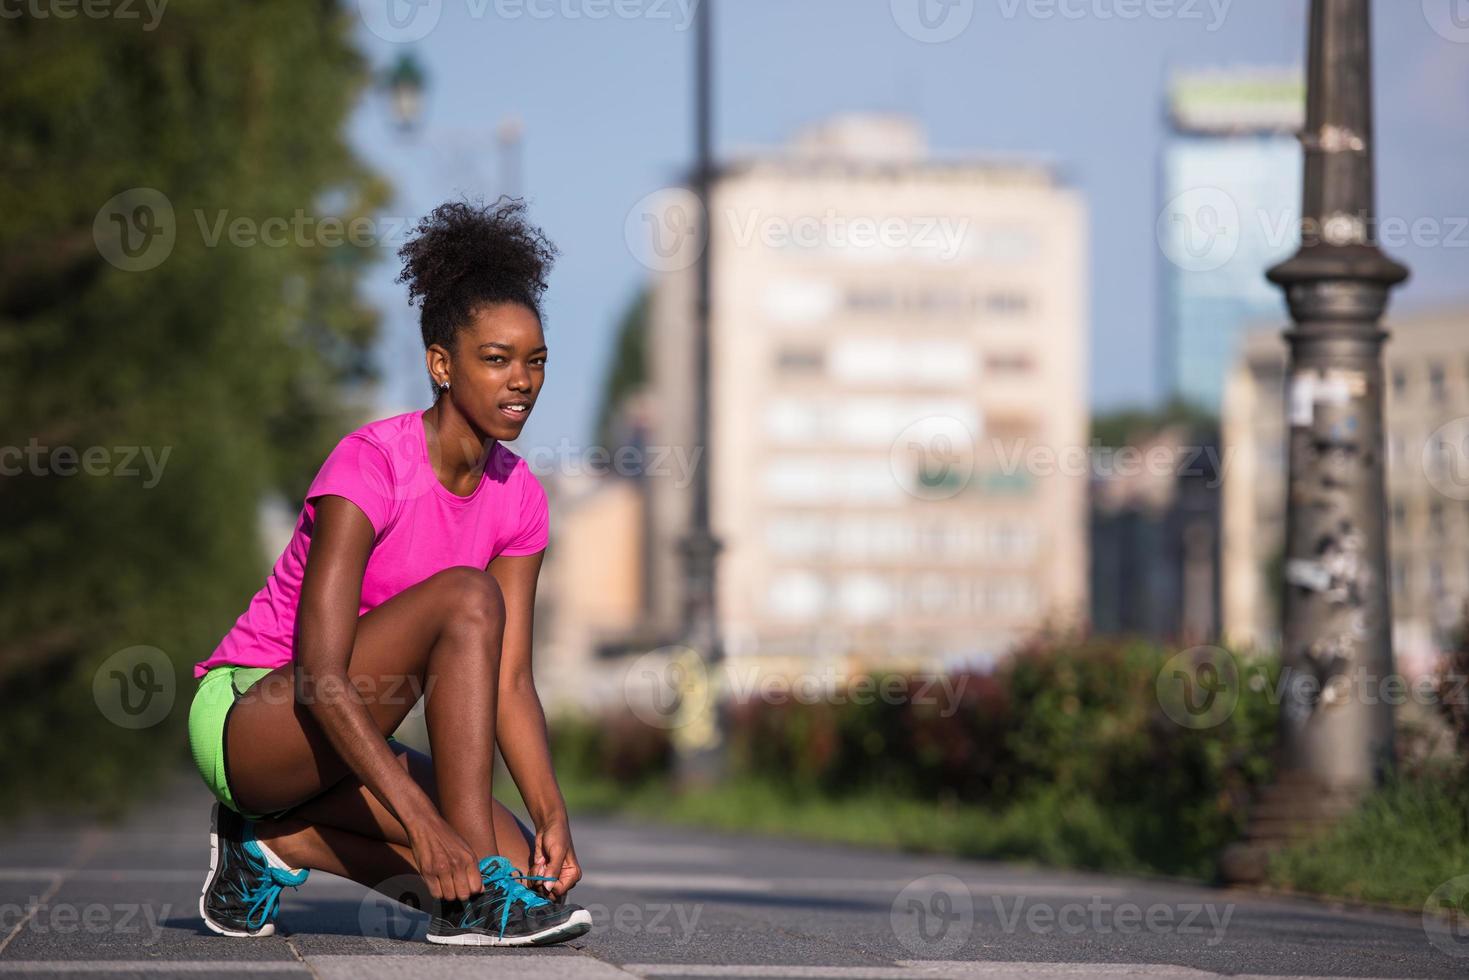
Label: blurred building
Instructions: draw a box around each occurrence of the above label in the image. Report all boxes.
[643,114,1089,672]
[1221,308,1469,677]
[1160,68,1303,412]
[534,465,651,712]
[1089,424,1221,644]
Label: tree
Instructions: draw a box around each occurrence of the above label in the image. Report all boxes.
[0,0,388,811]
[594,288,650,453]
[1090,397,1219,450]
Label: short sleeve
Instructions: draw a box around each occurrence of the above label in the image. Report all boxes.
[498,467,549,557]
[305,434,399,537]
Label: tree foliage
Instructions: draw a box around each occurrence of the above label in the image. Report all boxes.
[1090,397,1219,450]
[594,288,649,452]
[0,1,387,812]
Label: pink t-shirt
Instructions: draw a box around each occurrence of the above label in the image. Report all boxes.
[194,411,549,678]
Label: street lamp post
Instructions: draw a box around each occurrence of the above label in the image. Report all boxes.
[674,0,724,784]
[383,53,427,133]
[1222,0,1409,883]
[497,116,524,199]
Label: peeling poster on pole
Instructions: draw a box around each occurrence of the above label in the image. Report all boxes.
[1289,368,1368,427]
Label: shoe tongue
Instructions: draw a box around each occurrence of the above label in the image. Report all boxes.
[477,856,514,878]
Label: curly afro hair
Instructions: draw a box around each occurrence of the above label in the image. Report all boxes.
[397,198,559,358]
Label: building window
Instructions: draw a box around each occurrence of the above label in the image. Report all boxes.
[1430,561,1445,598]
[1388,433,1406,468]
[776,347,824,373]
[829,338,973,385]
[984,292,1030,316]
[1392,499,1407,531]
[1431,501,1445,535]
[836,574,896,621]
[1430,364,1447,403]
[1391,367,1407,399]
[766,572,826,620]
[984,352,1035,375]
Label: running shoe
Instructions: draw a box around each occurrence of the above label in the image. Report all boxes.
[200,802,310,937]
[427,856,592,946]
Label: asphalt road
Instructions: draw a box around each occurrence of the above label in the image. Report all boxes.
[0,778,1463,979]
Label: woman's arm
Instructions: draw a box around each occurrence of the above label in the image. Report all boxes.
[296,495,479,899]
[488,550,581,898]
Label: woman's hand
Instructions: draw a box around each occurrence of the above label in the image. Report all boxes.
[532,817,583,900]
[406,808,483,903]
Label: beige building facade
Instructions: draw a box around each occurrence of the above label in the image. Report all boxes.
[1222,308,1469,677]
[643,115,1090,671]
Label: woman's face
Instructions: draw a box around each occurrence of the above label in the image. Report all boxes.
[442,301,547,442]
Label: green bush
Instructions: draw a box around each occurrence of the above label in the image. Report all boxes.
[1002,639,1278,875]
[550,711,671,788]
[722,669,1014,801]
[556,640,1278,877]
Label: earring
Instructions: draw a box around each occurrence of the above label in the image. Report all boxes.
[438,381,450,393]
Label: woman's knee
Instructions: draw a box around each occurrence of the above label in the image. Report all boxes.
[429,566,506,636]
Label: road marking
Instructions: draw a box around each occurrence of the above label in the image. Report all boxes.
[621,965,1412,980]
[586,874,1127,899]
[0,963,1416,980]
[0,964,306,974]
[581,843,735,864]
[0,869,1125,901]
[308,955,635,979]
[0,870,202,883]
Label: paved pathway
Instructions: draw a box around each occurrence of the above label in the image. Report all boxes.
[0,779,1462,978]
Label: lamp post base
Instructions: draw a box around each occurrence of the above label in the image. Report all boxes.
[1218,770,1370,884]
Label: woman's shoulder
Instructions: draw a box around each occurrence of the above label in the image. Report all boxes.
[327,412,427,471]
[307,413,427,520]
[343,411,423,448]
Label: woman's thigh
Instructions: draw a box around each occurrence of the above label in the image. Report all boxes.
[224,567,494,816]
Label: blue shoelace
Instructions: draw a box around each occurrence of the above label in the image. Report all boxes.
[241,840,310,931]
[472,856,557,939]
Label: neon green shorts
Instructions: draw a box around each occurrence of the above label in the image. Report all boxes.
[187,665,275,819]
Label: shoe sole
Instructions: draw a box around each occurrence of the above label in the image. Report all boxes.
[200,803,275,939]
[425,908,593,947]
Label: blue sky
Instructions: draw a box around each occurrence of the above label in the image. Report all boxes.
[347,0,1469,445]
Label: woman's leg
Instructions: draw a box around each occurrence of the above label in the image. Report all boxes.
[225,565,509,860]
[256,743,536,877]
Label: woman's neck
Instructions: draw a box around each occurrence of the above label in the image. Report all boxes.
[422,401,496,493]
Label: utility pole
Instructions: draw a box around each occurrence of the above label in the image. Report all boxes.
[1222,0,1408,883]
[498,115,524,200]
[673,0,724,784]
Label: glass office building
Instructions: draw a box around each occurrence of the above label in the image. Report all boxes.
[1159,69,1305,413]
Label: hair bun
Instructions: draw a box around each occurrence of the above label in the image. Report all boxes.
[397,197,559,356]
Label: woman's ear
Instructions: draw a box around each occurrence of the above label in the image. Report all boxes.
[425,343,452,388]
